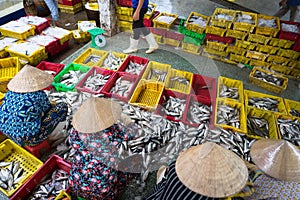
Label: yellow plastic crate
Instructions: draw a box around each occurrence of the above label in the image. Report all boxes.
[215,98,247,133]
[102,51,128,71]
[165,68,193,94]
[116,5,133,16]
[141,61,171,83]
[230,53,250,64]
[249,59,270,68]
[145,3,156,19]
[267,55,289,65]
[117,20,132,30]
[129,79,164,111]
[217,76,244,103]
[246,107,279,139]
[205,25,227,37]
[274,114,300,145]
[73,48,108,67]
[119,27,133,34]
[164,38,181,47]
[288,60,300,69]
[0,49,8,58]
[181,42,201,55]
[233,11,257,32]
[256,44,279,55]
[206,40,227,52]
[0,21,35,40]
[249,67,288,94]
[0,92,4,101]
[247,33,271,45]
[244,89,287,115]
[186,12,209,34]
[277,49,300,60]
[153,34,164,44]
[55,190,71,200]
[72,30,91,43]
[0,57,20,92]
[270,64,292,76]
[235,40,256,50]
[153,12,178,30]
[269,38,295,49]
[226,45,247,56]
[256,14,280,37]
[289,68,300,79]
[117,14,133,22]
[58,2,83,14]
[284,99,300,119]
[42,27,73,45]
[0,139,43,197]
[211,8,236,29]
[225,29,247,40]
[246,51,268,61]
[202,47,229,57]
[221,57,237,65]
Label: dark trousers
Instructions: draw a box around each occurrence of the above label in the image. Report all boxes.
[132,7,150,39]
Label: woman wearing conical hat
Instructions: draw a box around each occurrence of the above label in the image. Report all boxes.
[0,65,68,146]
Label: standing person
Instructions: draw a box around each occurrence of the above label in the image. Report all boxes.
[44,0,60,26]
[274,0,300,22]
[123,0,158,54]
[0,65,68,146]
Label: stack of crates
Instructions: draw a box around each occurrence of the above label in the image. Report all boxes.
[116,4,133,33]
[73,20,97,43]
[58,0,83,14]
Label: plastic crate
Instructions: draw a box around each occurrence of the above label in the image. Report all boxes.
[58,2,82,14]
[183,35,204,46]
[117,14,132,22]
[36,61,64,90]
[0,139,43,197]
[215,98,247,133]
[249,59,270,68]
[230,53,250,64]
[153,34,164,44]
[0,21,35,40]
[153,12,178,30]
[246,51,268,61]
[129,79,164,111]
[26,34,60,57]
[244,89,287,115]
[256,44,279,55]
[267,55,289,65]
[72,29,91,43]
[288,59,300,68]
[205,25,227,37]
[217,76,244,103]
[165,30,184,41]
[270,64,292,76]
[164,38,181,47]
[117,0,132,7]
[144,11,160,27]
[102,51,127,71]
[226,45,247,56]
[235,39,256,50]
[73,48,108,67]
[42,26,73,45]
[18,16,50,34]
[206,41,228,52]
[277,49,300,59]
[211,8,236,29]
[75,67,114,94]
[0,57,20,92]
[284,99,300,119]
[246,107,279,139]
[190,74,217,100]
[179,19,208,40]
[268,38,295,49]
[292,40,300,51]
[165,68,193,94]
[10,154,70,200]
[225,29,247,40]
[0,49,8,58]
[59,0,82,6]
[117,55,149,77]
[202,47,229,58]
[205,33,235,44]
[53,63,90,92]
[221,57,238,65]
[24,140,50,158]
[256,14,280,37]
[77,20,97,32]
[186,12,210,34]
[145,3,156,19]
[278,20,300,41]
[141,61,171,84]
[181,41,201,55]
[116,5,133,16]
[101,72,138,102]
[55,190,71,200]
[233,11,257,33]
[247,33,271,45]
[118,20,132,31]
[148,27,167,37]
[289,68,300,79]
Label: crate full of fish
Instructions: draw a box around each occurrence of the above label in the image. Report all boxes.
[215,98,247,134]
[42,26,73,45]
[190,74,217,100]
[186,12,209,34]
[0,21,35,40]
[165,68,193,95]
[141,61,171,84]
[5,41,48,66]
[102,51,128,71]
[117,55,149,77]
[211,8,236,29]
[278,20,300,41]
[235,39,256,51]
[256,14,280,37]
[244,89,287,115]
[284,99,300,119]
[274,114,300,147]
[277,49,300,60]
[78,20,97,34]
[153,12,178,30]
[73,48,109,67]
[101,72,139,102]
[0,139,43,197]
[225,29,247,40]
[0,57,20,92]
[246,106,279,140]
[233,11,257,33]
[181,42,201,55]
[75,66,114,95]
[129,79,164,111]
[268,37,295,49]
[26,34,60,57]
[58,2,83,14]
[217,76,244,103]
[18,16,50,34]
[10,154,71,200]
[53,63,90,92]
[0,36,18,58]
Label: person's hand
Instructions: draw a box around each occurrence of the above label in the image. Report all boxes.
[133,10,140,21]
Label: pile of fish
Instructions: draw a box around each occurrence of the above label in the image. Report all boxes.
[29,169,69,200]
[187,101,212,125]
[78,21,96,32]
[83,55,101,65]
[103,53,124,70]
[248,97,279,112]
[0,37,17,50]
[253,70,284,86]
[258,18,277,28]
[59,70,87,87]
[247,116,269,138]
[217,104,240,128]
[290,109,300,117]
[188,15,207,27]
[155,16,176,24]
[7,41,42,56]
[83,72,110,92]
[27,34,57,46]
[0,21,32,33]
[169,76,190,88]
[281,23,300,34]
[277,118,300,146]
[125,61,145,75]
[219,84,239,99]
[146,4,155,15]
[235,13,255,24]
[160,96,186,119]
[43,27,71,40]
[18,16,47,26]
[110,77,133,97]
[214,14,234,21]
[44,70,56,76]
[0,161,24,192]
[147,68,168,82]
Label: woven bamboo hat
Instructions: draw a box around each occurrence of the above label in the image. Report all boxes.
[8,64,53,93]
[72,97,121,133]
[250,139,300,181]
[175,142,248,198]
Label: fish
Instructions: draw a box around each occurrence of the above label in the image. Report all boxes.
[235,12,255,24]
[253,70,284,86]
[147,69,168,82]
[103,52,125,70]
[248,97,279,112]
[277,118,300,146]
[247,116,269,138]
[188,15,207,27]
[83,55,101,64]
[160,96,186,119]
[219,84,239,100]
[217,104,240,128]
[83,71,110,92]
[155,15,176,24]
[290,109,300,118]
[0,161,23,191]
[59,70,87,87]
[125,61,145,75]
[110,77,133,97]
[187,101,212,124]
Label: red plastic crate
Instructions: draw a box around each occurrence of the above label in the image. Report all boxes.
[155,89,189,122]
[26,34,60,57]
[148,27,167,36]
[101,72,139,102]
[117,55,149,77]
[53,40,69,56]
[36,61,64,90]
[19,16,50,34]
[144,11,160,27]
[165,30,184,41]
[292,40,300,51]
[75,67,114,94]
[59,0,82,6]
[117,0,132,7]
[205,33,235,44]
[190,74,217,101]
[24,140,50,158]
[10,154,71,200]
[278,20,300,41]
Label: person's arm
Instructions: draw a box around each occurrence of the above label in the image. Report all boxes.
[133,0,144,21]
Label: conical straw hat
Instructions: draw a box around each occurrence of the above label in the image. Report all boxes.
[175,142,248,198]
[250,139,300,181]
[8,64,53,93]
[72,97,121,133]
